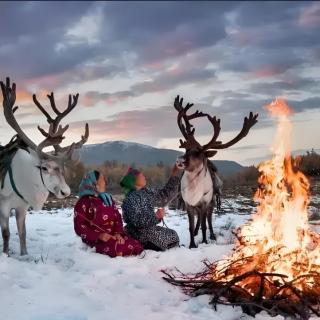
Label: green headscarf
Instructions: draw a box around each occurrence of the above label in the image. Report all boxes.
[120,167,141,195]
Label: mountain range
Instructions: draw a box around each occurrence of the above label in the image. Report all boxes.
[78,141,245,177]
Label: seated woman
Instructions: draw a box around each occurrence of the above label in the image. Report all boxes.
[74,170,143,257]
[120,164,181,251]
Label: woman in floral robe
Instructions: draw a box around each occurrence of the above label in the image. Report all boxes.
[74,170,143,257]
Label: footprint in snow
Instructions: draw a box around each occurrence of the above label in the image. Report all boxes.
[51,233,60,237]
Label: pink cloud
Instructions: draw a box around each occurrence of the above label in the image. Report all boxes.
[64,106,178,146]
[168,66,183,76]
[144,61,165,71]
[229,28,259,47]
[250,67,283,79]
[82,95,96,107]
[141,30,197,64]
[298,2,320,28]
[102,97,116,105]
[83,90,136,107]
[16,89,32,103]
[26,73,63,91]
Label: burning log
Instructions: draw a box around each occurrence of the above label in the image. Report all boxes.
[163,99,320,319]
[162,263,320,319]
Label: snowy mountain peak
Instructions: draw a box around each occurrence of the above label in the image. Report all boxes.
[78,140,244,176]
[85,140,155,150]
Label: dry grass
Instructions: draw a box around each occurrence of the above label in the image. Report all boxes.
[39,178,320,222]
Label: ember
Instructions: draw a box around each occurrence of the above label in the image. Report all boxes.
[163,99,320,319]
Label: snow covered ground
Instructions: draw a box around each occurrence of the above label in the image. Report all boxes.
[0,200,319,320]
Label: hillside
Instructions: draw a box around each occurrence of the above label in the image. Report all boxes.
[78,141,244,177]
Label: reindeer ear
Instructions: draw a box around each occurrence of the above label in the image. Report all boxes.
[204,150,217,158]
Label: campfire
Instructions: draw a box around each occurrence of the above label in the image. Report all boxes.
[163,99,320,319]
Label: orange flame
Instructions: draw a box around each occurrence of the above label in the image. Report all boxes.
[214,98,320,294]
[265,97,293,117]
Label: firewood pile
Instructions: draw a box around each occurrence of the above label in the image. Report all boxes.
[162,256,320,319]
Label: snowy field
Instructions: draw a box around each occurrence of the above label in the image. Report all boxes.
[1,197,319,320]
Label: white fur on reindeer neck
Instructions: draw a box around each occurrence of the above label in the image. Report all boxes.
[1,148,69,210]
[181,163,213,207]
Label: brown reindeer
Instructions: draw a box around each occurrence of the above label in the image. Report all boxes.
[174,95,258,248]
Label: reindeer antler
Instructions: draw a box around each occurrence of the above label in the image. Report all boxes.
[201,115,222,150]
[173,95,258,153]
[0,77,49,159]
[174,95,207,149]
[203,112,258,150]
[0,77,89,162]
[53,123,89,158]
[33,91,89,159]
[33,92,78,131]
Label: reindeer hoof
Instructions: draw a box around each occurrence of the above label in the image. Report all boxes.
[2,250,9,257]
[202,240,208,244]
[189,243,197,249]
[210,233,217,241]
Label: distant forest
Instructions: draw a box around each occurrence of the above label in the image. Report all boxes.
[66,160,173,194]
[65,150,320,194]
[224,149,320,187]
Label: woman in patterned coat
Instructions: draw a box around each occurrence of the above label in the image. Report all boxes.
[120,165,181,251]
[74,170,143,257]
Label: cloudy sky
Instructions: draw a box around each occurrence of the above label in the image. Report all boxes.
[0,1,319,165]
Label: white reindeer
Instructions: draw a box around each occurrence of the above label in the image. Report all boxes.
[0,77,89,255]
[174,95,258,248]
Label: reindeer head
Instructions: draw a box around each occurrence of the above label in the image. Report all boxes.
[174,95,258,172]
[0,77,89,199]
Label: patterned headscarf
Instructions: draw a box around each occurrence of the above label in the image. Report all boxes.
[120,167,141,195]
[79,170,113,206]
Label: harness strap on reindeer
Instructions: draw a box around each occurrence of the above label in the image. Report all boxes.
[7,161,28,203]
[0,135,29,203]
[0,135,50,203]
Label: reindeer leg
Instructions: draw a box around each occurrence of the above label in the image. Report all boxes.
[0,213,10,255]
[15,207,28,256]
[187,208,197,249]
[207,205,216,241]
[194,212,201,236]
[201,208,208,244]
[216,194,221,211]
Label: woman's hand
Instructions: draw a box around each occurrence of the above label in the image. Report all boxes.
[171,163,182,176]
[115,233,125,244]
[99,233,115,242]
[156,208,165,220]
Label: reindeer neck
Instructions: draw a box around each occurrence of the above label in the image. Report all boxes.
[185,164,207,184]
[187,161,207,177]
[181,160,213,207]
[8,149,49,209]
